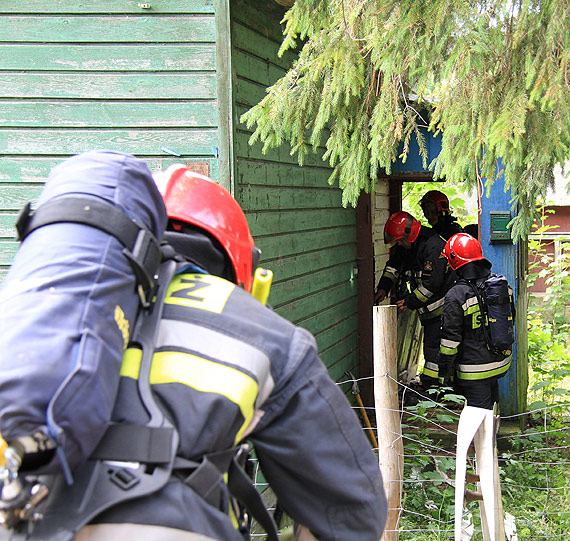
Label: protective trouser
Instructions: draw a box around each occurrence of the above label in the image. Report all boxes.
[420,317,442,387]
[455,379,499,410]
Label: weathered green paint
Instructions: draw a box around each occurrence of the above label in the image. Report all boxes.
[0,130,218,157]
[231,0,359,377]
[0,1,215,13]
[2,74,217,99]
[0,3,221,279]
[0,16,216,43]
[0,186,43,209]
[269,263,356,307]
[1,0,361,385]
[0,157,216,183]
[258,227,356,260]
[0,45,216,71]
[249,208,355,236]
[0,102,218,128]
[214,0,234,192]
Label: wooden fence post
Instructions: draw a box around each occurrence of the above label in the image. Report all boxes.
[373,305,403,540]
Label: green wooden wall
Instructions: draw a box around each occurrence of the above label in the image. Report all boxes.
[230,0,360,381]
[0,0,222,280]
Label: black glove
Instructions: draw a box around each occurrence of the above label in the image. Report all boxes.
[438,363,455,387]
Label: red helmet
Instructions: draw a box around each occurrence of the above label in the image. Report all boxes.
[420,190,450,213]
[442,233,485,270]
[384,211,421,244]
[155,165,258,292]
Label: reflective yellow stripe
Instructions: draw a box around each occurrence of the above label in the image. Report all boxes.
[413,288,430,302]
[120,347,142,379]
[165,273,234,313]
[440,345,458,355]
[457,360,511,380]
[422,366,439,378]
[151,351,258,444]
[465,304,480,316]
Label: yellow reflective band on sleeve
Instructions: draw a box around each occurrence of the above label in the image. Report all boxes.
[440,345,458,355]
[422,366,439,378]
[165,274,234,313]
[120,347,142,380]
[151,351,258,444]
[413,288,430,302]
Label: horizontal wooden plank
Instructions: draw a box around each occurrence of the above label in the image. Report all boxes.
[234,77,275,109]
[0,44,216,71]
[275,270,356,324]
[232,22,295,69]
[231,0,288,45]
[0,1,215,13]
[315,316,358,355]
[237,159,333,188]
[0,242,18,266]
[239,184,344,211]
[257,226,356,261]
[320,331,358,370]
[248,207,355,237]
[235,132,330,168]
[270,249,356,283]
[1,73,217,99]
[327,352,359,383]
[0,157,217,183]
[0,129,219,157]
[0,186,43,211]
[0,16,215,43]
[0,215,20,237]
[289,296,357,338]
[268,263,355,306]
[233,49,288,90]
[0,101,218,128]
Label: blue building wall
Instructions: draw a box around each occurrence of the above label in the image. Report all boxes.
[479,169,523,416]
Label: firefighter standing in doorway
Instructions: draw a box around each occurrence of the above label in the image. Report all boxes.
[419,190,463,240]
[375,211,456,387]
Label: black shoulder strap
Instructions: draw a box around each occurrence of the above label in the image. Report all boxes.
[13,260,179,541]
[467,279,494,351]
[16,199,161,308]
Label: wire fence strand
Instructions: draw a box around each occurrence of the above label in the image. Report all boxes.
[249,376,570,540]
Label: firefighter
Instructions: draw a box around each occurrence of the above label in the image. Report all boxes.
[419,190,463,240]
[439,233,512,410]
[375,211,456,387]
[76,166,387,541]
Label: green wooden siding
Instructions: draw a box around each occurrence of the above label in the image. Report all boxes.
[0,0,220,280]
[230,0,359,379]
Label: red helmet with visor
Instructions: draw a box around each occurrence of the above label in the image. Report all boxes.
[420,190,450,213]
[155,165,258,292]
[384,211,421,244]
[441,233,485,270]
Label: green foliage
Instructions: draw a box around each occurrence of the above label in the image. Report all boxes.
[401,181,478,228]
[501,414,570,538]
[241,0,570,240]
[527,208,570,409]
[400,393,570,538]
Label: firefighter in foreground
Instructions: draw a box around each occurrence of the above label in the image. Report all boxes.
[375,211,456,387]
[438,233,513,409]
[419,190,463,240]
[75,166,387,540]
